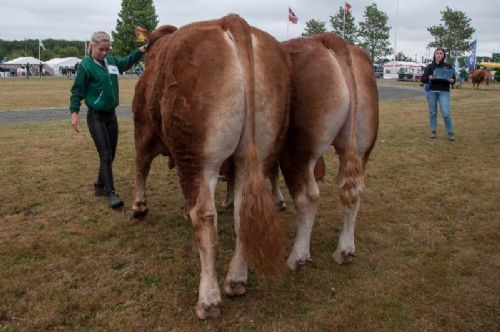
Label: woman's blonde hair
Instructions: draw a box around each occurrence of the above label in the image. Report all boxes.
[90,31,111,46]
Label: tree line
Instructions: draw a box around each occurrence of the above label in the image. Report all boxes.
[1,0,158,62]
[0,39,86,62]
[1,1,481,66]
[303,4,477,65]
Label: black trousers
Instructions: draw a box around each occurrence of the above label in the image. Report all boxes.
[87,109,118,193]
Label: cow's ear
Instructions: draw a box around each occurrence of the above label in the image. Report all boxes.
[156,25,177,35]
[135,26,150,43]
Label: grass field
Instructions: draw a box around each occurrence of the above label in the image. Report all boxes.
[0,76,139,111]
[0,80,499,330]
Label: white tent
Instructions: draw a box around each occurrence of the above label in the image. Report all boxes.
[5,56,44,65]
[383,61,425,79]
[44,57,81,76]
[2,57,44,76]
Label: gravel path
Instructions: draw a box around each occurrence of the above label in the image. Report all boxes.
[0,85,423,125]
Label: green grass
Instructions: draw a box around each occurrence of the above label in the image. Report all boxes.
[0,76,139,111]
[0,81,499,330]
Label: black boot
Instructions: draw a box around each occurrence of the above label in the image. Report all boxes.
[108,191,124,209]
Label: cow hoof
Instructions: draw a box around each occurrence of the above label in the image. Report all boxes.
[332,250,356,265]
[223,280,247,297]
[286,257,312,271]
[132,200,148,219]
[276,201,286,211]
[196,301,221,320]
[132,209,149,219]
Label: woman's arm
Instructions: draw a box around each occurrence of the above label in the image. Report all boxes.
[114,48,145,73]
[69,65,88,114]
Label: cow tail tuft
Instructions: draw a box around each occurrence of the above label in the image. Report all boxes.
[224,14,285,276]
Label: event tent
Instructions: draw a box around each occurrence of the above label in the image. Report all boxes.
[43,57,81,76]
[5,56,44,65]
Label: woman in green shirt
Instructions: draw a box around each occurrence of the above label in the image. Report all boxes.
[69,31,146,208]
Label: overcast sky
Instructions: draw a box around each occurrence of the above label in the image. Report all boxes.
[1,0,499,60]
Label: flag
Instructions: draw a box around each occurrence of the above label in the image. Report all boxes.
[467,40,477,71]
[39,40,46,51]
[288,7,298,24]
[345,2,352,15]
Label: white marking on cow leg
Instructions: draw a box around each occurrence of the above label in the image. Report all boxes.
[270,168,286,211]
[191,179,221,320]
[287,165,320,271]
[224,169,248,297]
[333,198,360,264]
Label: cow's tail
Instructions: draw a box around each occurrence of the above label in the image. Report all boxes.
[222,14,285,276]
[321,34,365,208]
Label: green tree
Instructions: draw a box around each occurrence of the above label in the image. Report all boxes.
[112,0,158,57]
[302,19,327,36]
[358,3,392,62]
[491,53,500,62]
[395,51,413,62]
[427,7,475,62]
[329,6,358,44]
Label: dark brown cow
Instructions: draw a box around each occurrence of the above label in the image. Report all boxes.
[131,15,290,319]
[470,69,490,89]
[278,33,379,270]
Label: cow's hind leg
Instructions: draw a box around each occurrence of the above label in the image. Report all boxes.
[189,176,221,319]
[332,148,364,264]
[132,131,160,218]
[281,159,320,271]
[332,197,360,264]
[223,161,248,297]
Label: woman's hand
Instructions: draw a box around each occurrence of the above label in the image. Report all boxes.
[429,75,434,80]
[447,78,454,83]
[71,112,80,133]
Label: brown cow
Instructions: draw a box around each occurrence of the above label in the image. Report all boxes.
[470,69,490,89]
[278,33,379,270]
[131,15,290,319]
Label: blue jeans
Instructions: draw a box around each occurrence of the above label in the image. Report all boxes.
[425,90,453,134]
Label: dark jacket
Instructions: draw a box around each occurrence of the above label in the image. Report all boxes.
[69,49,143,113]
[421,61,455,92]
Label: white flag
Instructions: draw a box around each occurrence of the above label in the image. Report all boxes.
[39,40,46,51]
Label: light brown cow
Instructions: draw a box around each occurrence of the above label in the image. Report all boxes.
[131,15,290,319]
[470,69,490,89]
[278,33,379,270]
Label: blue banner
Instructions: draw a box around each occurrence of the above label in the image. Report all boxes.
[467,40,477,71]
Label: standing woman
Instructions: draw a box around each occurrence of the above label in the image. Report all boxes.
[421,47,456,141]
[69,31,146,208]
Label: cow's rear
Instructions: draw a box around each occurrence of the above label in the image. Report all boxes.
[131,15,289,319]
[279,33,378,270]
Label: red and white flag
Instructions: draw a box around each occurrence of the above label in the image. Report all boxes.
[288,7,298,24]
[345,2,352,15]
